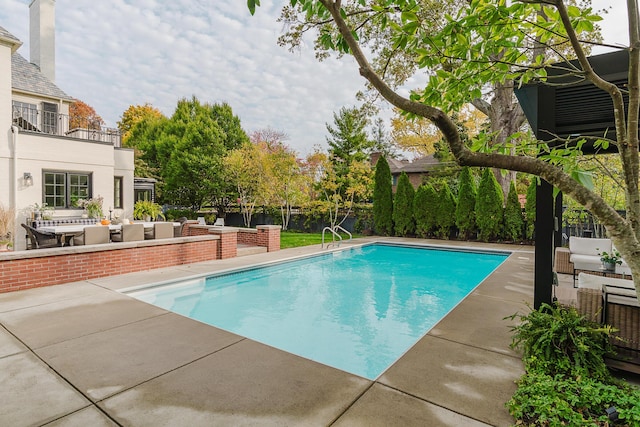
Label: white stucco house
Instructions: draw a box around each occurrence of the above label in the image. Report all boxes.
[0,0,134,250]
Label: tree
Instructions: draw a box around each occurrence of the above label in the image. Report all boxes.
[413,184,429,238]
[456,166,477,240]
[249,2,640,296]
[504,181,524,242]
[393,172,415,236]
[326,106,373,178]
[317,156,373,234]
[225,143,266,227]
[118,104,164,144]
[476,168,503,242]
[252,131,308,230]
[69,99,104,130]
[373,156,393,235]
[435,181,457,239]
[125,97,249,212]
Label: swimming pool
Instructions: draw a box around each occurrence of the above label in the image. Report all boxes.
[128,243,508,379]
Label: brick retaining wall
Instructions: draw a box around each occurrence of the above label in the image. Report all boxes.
[0,236,219,293]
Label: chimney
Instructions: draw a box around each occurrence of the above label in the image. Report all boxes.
[29,0,55,82]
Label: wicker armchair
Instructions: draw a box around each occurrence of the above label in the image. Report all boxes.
[577,273,640,352]
[21,223,60,249]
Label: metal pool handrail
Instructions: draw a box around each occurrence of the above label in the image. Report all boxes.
[321,225,352,249]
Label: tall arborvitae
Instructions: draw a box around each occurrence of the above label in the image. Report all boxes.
[393,172,415,236]
[476,168,504,241]
[414,183,438,238]
[524,179,537,240]
[455,166,477,240]
[413,184,428,237]
[373,156,393,235]
[504,181,524,241]
[435,182,457,239]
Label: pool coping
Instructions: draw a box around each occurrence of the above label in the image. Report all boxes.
[0,237,535,426]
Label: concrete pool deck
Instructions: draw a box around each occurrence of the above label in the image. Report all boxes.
[0,238,540,426]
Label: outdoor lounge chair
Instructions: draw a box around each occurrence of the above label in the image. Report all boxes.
[145,222,173,240]
[213,217,224,226]
[577,273,640,353]
[72,225,110,245]
[111,223,144,242]
[21,223,60,249]
[174,217,188,237]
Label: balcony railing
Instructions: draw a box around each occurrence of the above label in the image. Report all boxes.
[12,105,122,147]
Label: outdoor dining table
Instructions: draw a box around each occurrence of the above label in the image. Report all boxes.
[38,222,180,246]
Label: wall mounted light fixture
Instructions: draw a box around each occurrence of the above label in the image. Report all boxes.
[23,172,33,187]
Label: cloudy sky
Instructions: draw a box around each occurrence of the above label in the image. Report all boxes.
[0,1,628,156]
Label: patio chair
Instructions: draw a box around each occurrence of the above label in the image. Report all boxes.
[174,217,188,237]
[111,223,144,242]
[73,225,110,246]
[21,223,60,249]
[145,222,174,240]
[213,217,224,226]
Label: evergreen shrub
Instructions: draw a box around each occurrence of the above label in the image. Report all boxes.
[393,172,415,236]
[455,166,477,239]
[372,156,393,235]
[476,169,504,241]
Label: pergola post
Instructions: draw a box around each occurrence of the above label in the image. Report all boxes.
[534,179,554,309]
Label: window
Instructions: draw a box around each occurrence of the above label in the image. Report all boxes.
[43,171,92,208]
[42,102,58,134]
[12,101,38,131]
[135,189,152,202]
[114,177,123,209]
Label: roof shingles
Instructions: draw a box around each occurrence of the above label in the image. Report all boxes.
[11,52,73,101]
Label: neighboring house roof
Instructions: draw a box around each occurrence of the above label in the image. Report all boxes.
[0,25,22,51]
[387,154,448,174]
[11,52,73,101]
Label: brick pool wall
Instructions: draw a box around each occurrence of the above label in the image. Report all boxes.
[0,236,219,293]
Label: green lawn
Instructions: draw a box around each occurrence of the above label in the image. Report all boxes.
[280,231,360,249]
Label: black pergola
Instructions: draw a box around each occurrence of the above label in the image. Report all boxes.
[514,50,631,309]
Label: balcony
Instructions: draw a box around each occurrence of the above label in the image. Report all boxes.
[12,104,122,147]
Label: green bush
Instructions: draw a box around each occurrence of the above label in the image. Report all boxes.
[475,168,503,241]
[455,166,477,240]
[507,371,640,426]
[508,303,616,379]
[506,303,640,425]
[503,181,524,241]
[435,182,456,239]
[393,172,415,236]
[373,156,393,235]
[164,208,197,221]
[413,184,437,238]
[524,179,536,240]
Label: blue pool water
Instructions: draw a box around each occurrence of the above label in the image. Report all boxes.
[128,244,508,379]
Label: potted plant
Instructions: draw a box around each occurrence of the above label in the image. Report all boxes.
[599,249,622,271]
[0,203,15,251]
[78,196,104,219]
[134,200,165,222]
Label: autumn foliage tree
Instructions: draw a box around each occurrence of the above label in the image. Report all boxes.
[118,103,164,144]
[69,99,104,130]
